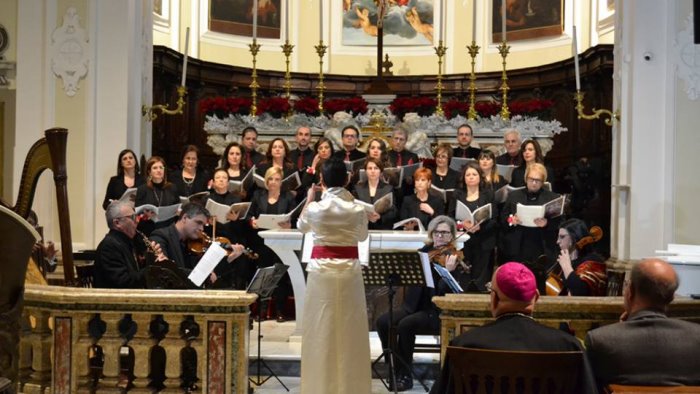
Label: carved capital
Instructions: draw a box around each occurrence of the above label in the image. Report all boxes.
[51,7,90,97]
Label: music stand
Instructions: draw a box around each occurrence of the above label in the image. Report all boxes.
[246,264,290,392]
[364,251,428,393]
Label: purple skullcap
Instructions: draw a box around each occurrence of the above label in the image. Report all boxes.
[495,262,537,302]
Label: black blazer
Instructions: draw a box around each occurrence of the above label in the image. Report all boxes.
[496,152,523,166]
[207,191,246,244]
[170,167,210,197]
[94,229,145,289]
[353,181,398,230]
[433,168,460,191]
[400,193,445,230]
[289,148,315,171]
[135,182,180,207]
[150,224,196,271]
[333,148,366,162]
[249,189,297,222]
[452,146,481,159]
[448,189,498,252]
[243,148,265,167]
[102,174,146,210]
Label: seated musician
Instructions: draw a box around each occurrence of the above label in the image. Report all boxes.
[552,218,607,296]
[150,203,245,286]
[376,216,469,392]
[399,167,444,230]
[353,158,397,230]
[94,201,168,289]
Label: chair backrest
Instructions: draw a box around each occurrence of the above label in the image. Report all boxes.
[446,346,584,394]
[606,384,700,393]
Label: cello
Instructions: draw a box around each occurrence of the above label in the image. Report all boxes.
[545,226,603,296]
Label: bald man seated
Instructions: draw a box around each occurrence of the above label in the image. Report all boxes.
[431,262,595,394]
[585,258,700,389]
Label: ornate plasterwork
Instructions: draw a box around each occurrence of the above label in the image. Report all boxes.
[51,7,89,97]
[675,14,699,101]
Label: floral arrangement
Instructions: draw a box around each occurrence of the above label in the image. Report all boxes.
[256,97,291,118]
[389,97,437,120]
[293,97,320,117]
[199,97,251,117]
[323,97,368,116]
[391,97,554,120]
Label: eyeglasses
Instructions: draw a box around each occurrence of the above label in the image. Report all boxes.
[116,213,136,222]
[526,177,544,184]
[433,230,452,238]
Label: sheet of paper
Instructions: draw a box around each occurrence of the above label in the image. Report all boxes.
[187,242,226,287]
[516,203,545,228]
[358,236,370,266]
[418,252,435,288]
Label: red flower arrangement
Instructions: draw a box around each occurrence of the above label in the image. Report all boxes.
[389,97,437,120]
[442,100,470,120]
[199,97,251,117]
[293,97,320,117]
[474,101,501,118]
[323,97,369,116]
[256,97,291,118]
[509,98,555,118]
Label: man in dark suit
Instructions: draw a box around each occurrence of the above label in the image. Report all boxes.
[94,201,167,288]
[496,128,523,166]
[332,125,366,162]
[388,126,419,167]
[452,124,481,159]
[150,203,245,283]
[289,125,314,171]
[431,262,594,394]
[241,127,264,168]
[585,258,700,389]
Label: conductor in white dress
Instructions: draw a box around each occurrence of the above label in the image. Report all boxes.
[297,157,371,394]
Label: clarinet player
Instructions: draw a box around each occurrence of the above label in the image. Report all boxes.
[94,200,168,288]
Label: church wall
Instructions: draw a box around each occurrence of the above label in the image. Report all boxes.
[157,0,609,77]
[0,0,17,202]
[672,0,700,245]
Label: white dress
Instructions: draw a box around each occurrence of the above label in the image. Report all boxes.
[297,187,371,394]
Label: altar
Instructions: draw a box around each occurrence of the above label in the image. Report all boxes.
[258,229,465,335]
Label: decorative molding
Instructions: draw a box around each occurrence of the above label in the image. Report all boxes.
[675,13,699,101]
[51,7,90,97]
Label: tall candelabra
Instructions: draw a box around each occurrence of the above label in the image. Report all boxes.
[314,41,328,113]
[249,39,261,117]
[574,90,620,126]
[498,41,510,119]
[434,40,447,117]
[142,86,187,121]
[466,41,480,120]
[281,40,295,118]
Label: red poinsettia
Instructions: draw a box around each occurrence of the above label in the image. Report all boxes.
[294,97,320,117]
[256,97,291,118]
[509,98,555,118]
[389,97,437,120]
[323,97,369,116]
[199,97,251,117]
[442,100,470,120]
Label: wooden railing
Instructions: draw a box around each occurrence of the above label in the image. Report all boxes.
[432,294,700,360]
[19,285,256,394]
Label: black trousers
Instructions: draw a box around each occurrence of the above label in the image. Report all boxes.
[376,308,440,376]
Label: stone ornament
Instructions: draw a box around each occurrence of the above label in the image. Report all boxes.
[675,13,699,101]
[51,7,89,97]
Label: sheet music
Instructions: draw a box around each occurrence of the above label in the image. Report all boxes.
[187,242,226,287]
[433,263,464,293]
[516,203,545,227]
[418,252,435,288]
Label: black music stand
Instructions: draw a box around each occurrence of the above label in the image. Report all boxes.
[364,251,428,393]
[247,264,290,392]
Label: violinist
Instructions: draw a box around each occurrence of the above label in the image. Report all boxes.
[552,218,607,296]
[150,203,245,286]
[376,216,468,392]
[94,201,168,289]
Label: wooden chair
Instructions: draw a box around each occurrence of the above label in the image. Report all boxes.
[606,384,700,393]
[446,346,585,394]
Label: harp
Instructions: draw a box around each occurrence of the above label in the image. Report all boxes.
[0,128,76,284]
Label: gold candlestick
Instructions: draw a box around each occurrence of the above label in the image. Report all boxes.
[575,90,620,126]
[249,39,261,117]
[434,40,447,117]
[498,41,510,119]
[466,41,480,120]
[281,40,295,119]
[142,85,187,121]
[314,41,328,114]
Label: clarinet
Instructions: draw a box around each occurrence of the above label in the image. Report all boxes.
[135,230,160,267]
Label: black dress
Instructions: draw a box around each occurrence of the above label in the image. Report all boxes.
[170,167,210,197]
[135,182,180,236]
[432,168,460,191]
[93,229,145,289]
[353,181,398,230]
[102,174,146,210]
[448,189,498,290]
[388,150,419,167]
[452,146,481,159]
[399,193,445,230]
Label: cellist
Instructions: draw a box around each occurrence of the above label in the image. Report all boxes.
[549,218,607,296]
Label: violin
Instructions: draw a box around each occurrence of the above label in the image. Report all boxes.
[188,231,259,260]
[428,244,470,273]
[545,225,603,296]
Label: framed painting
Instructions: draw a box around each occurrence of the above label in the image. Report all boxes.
[492,0,564,42]
[209,0,281,39]
[342,0,435,46]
